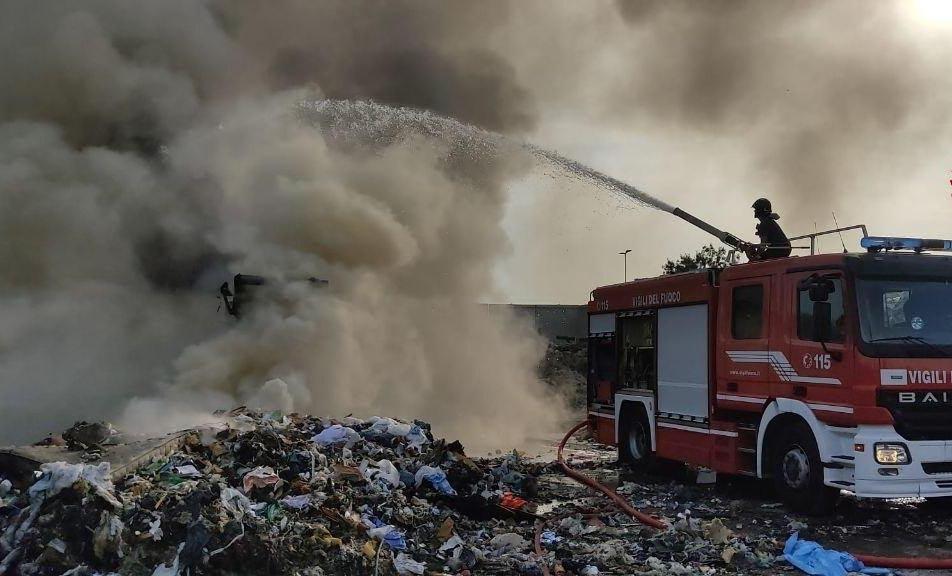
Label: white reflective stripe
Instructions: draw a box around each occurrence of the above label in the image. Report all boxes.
[726,350,842,385]
[805,403,854,414]
[716,394,767,404]
[657,422,738,437]
[588,411,616,419]
[787,375,842,385]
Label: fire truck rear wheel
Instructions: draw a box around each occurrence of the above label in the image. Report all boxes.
[771,421,838,515]
[618,406,652,467]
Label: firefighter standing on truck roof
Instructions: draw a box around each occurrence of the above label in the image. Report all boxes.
[751,198,791,260]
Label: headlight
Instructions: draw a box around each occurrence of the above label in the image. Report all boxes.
[874,442,910,465]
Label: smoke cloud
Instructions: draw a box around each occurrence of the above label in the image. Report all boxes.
[0,1,562,450]
[493,0,952,300]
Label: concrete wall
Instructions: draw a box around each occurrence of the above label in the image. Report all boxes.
[483,304,588,341]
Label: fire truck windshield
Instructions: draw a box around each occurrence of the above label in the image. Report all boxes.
[857,277,952,357]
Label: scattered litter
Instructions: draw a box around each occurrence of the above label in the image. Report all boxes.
[173,465,201,478]
[499,492,528,511]
[490,532,529,553]
[784,532,893,576]
[414,465,457,495]
[241,466,281,492]
[0,409,926,576]
[279,494,311,510]
[311,424,359,446]
[393,552,426,575]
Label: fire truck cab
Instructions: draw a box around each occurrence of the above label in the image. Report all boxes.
[588,238,952,513]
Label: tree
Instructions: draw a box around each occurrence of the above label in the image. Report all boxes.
[663,244,732,274]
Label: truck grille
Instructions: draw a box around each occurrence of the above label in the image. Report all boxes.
[922,462,952,475]
[877,390,952,441]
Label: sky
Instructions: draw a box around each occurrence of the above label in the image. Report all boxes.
[493,0,952,303]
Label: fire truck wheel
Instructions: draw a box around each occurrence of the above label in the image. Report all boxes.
[618,406,652,467]
[771,421,838,515]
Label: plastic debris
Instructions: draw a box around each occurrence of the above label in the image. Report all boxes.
[393,552,426,575]
[363,458,402,488]
[490,532,529,553]
[311,424,360,446]
[365,516,408,550]
[29,461,121,508]
[414,465,457,495]
[242,466,281,492]
[148,518,164,542]
[0,408,909,576]
[783,532,894,576]
[279,494,311,510]
[173,465,201,478]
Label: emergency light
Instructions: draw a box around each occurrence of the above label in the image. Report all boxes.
[861,236,952,253]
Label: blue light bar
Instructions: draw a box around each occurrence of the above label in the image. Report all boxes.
[861,236,952,252]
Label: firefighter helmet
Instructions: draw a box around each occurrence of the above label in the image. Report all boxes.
[752,197,772,215]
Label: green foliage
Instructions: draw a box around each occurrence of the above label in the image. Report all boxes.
[663,244,731,274]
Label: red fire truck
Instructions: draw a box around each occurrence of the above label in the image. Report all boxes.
[587,233,952,514]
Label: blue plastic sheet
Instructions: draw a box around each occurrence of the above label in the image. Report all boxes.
[414,465,457,496]
[784,533,893,576]
[364,515,408,550]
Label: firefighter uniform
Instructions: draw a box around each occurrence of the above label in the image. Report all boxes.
[752,198,791,259]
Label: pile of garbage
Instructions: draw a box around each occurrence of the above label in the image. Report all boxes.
[0,410,554,575]
[8,409,923,575]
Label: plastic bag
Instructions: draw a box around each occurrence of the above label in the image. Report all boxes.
[414,465,457,496]
[220,487,257,519]
[364,459,401,488]
[280,494,312,510]
[242,466,280,492]
[29,461,120,507]
[405,425,429,450]
[364,516,408,550]
[311,424,360,446]
[393,552,425,575]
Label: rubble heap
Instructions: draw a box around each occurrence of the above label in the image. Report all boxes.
[0,411,818,576]
[1,411,554,575]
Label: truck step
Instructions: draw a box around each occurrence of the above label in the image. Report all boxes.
[737,447,757,454]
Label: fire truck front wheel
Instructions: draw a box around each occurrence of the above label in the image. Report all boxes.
[770,421,838,515]
[618,405,653,467]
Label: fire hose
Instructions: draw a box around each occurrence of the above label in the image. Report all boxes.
[547,420,952,571]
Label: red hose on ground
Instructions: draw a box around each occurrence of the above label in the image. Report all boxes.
[557,420,952,571]
[557,421,667,530]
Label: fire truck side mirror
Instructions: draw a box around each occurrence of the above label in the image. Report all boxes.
[813,301,833,342]
[801,275,835,303]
